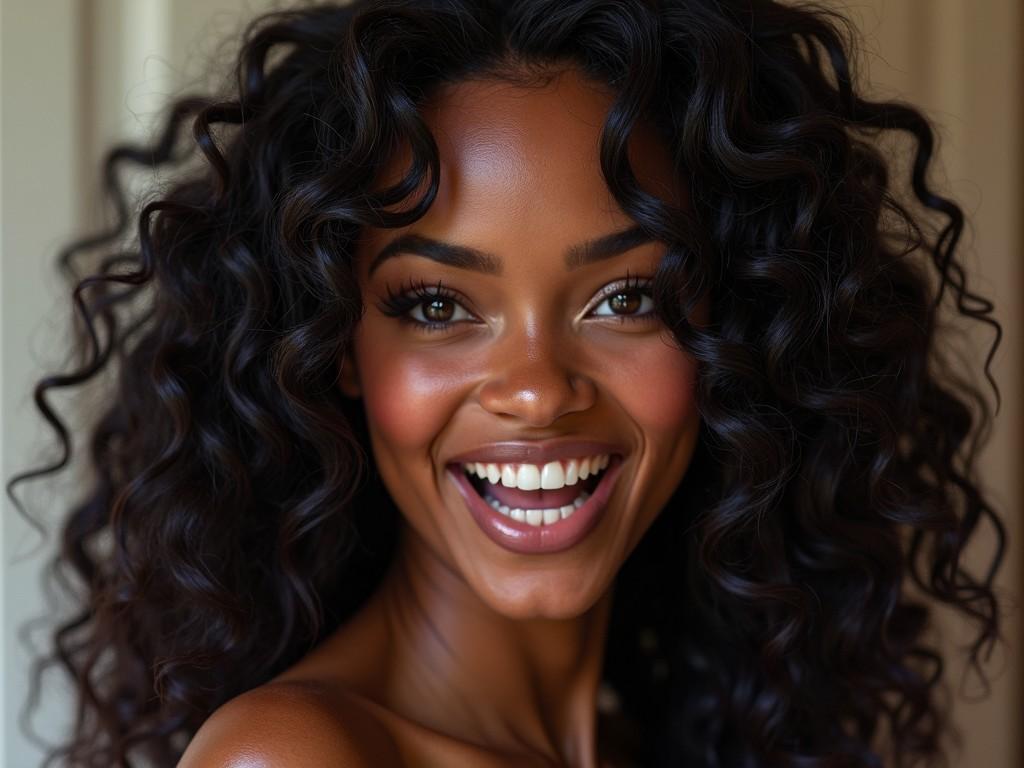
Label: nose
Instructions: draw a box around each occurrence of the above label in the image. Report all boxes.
[476,328,597,427]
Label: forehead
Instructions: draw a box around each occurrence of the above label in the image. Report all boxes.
[357,67,682,263]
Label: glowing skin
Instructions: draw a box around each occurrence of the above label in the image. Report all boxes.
[181,67,708,768]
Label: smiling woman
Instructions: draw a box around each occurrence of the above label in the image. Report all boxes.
[4,1,1007,767]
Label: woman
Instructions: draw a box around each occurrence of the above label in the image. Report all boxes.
[8,0,1006,766]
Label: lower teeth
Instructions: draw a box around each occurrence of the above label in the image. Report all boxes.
[485,491,591,526]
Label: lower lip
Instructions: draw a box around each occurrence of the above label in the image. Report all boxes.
[446,455,625,555]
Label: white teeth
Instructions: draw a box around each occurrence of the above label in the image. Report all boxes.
[483,492,592,526]
[516,464,542,491]
[501,464,517,487]
[540,461,565,490]
[464,454,611,491]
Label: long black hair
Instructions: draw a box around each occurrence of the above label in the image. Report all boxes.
[7,0,1006,765]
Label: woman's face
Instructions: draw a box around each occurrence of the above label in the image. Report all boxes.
[343,68,705,620]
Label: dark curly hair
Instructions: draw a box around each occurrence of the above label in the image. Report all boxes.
[6,0,1007,766]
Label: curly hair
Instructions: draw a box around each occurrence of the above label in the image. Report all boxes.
[6,0,1007,766]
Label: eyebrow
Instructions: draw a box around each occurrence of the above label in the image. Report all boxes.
[367,225,655,277]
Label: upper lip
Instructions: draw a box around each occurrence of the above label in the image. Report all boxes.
[446,439,625,467]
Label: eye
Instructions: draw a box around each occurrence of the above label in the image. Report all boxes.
[589,276,655,320]
[409,295,473,325]
[376,278,476,332]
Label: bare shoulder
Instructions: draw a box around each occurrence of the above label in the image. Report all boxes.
[178,680,402,767]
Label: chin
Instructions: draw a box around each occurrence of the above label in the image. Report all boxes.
[472,567,611,621]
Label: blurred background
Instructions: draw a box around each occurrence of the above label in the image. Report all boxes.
[1,0,1020,765]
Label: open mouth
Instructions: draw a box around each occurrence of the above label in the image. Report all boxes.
[447,453,626,554]
[459,455,614,527]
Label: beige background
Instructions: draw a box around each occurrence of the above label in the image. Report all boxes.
[1,0,1020,765]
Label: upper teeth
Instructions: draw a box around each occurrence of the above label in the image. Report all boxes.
[463,454,611,490]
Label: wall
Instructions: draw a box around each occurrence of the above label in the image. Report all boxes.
[2,2,82,764]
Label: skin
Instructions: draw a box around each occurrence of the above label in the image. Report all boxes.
[180,67,707,767]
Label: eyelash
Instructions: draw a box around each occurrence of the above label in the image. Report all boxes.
[377,278,469,334]
[376,272,656,333]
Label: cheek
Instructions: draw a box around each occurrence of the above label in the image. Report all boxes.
[354,331,469,455]
[602,331,699,437]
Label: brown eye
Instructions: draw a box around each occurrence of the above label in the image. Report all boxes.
[379,279,474,329]
[590,279,655,320]
[609,291,642,315]
[422,298,455,322]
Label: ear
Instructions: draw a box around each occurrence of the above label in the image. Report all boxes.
[339,350,362,398]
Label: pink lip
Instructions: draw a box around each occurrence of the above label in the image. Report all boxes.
[446,454,625,555]
[447,439,625,466]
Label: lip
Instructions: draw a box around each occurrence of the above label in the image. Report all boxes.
[446,439,625,467]
[446,453,625,555]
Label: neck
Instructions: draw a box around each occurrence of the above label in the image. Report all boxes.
[374,526,613,767]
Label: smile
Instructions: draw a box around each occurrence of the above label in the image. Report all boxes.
[463,454,611,525]
[447,454,625,554]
